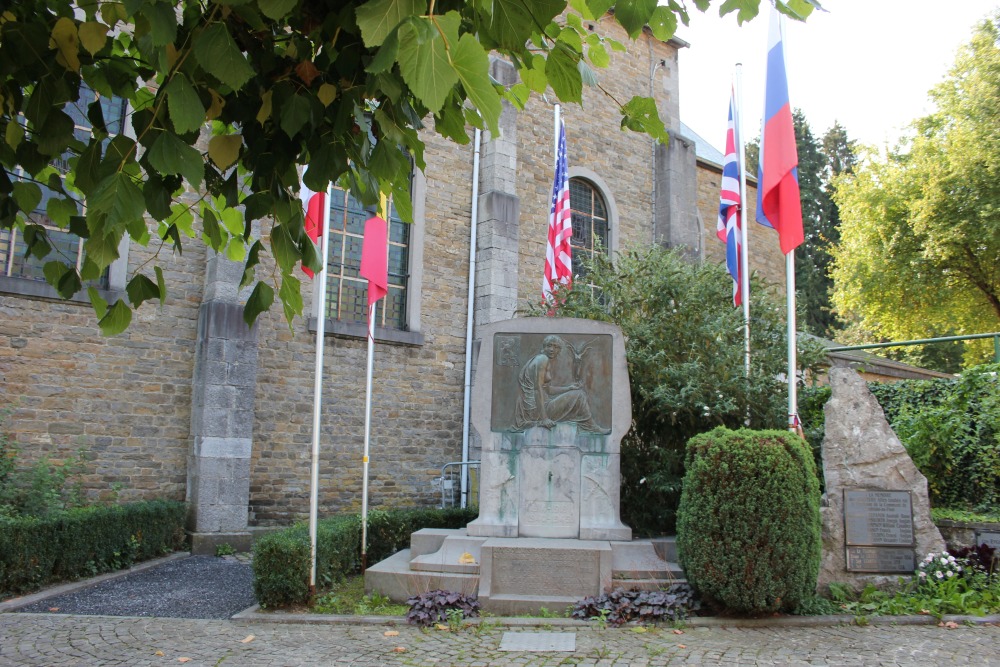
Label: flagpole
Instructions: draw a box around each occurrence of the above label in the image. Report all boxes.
[787,251,798,431]
[308,183,333,593]
[360,191,389,572]
[553,103,561,170]
[735,64,750,382]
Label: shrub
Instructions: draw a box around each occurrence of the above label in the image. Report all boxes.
[0,500,186,595]
[571,585,700,626]
[676,427,821,614]
[252,506,476,608]
[405,589,480,627]
[533,246,826,535]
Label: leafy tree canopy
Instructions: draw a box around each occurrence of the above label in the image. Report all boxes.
[831,12,1000,366]
[0,0,816,334]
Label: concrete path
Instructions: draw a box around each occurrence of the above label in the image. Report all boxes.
[1,612,998,666]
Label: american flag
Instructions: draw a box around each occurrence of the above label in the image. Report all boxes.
[716,88,743,306]
[543,118,572,302]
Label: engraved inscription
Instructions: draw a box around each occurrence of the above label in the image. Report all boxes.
[844,489,914,546]
[976,531,1000,550]
[492,549,598,597]
[846,546,915,573]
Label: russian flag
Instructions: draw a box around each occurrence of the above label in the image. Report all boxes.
[756,9,803,255]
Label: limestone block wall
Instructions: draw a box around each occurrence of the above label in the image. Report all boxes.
[0,234,205,502]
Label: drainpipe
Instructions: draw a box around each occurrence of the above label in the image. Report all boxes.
[460,128,482,508]
[649,45,667,244]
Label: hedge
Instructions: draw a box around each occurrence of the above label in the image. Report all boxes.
[0,500,187,596]
[252,506,477,608]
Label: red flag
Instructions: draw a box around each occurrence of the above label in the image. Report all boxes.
[359,216,388,305]
[301,187,326,279]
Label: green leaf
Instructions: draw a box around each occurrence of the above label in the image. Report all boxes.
[519,55,548,94]
[434,103,470,144]
[84,232,121,269]
[258,0,299,20]
[545,46,582,104]
[588,42,610,69]
[154,266,166,305]
[485,0,566,51]
[719,0,762,23]
[12,181,42,214]
[621,95,669,144]
[144,1,178,47]
[208,134,242,171]
[242,239,263,287]
[165,74,206,134]
[22,225,51,260]
[243,281,274,327]
[89,172,145,232]
[585,0,616,18]
[193,23,255,91]
[397,14,458,114]
[270,222,299,274]
[88,287,108,319]
[451,34,501,136]
[278,273,303,323]
[279,93,312,138]
[355,0,426,47]
[98,298,133,336]
[147,131,205,187]
[126,273,161,308]
[225,239,246,262]
[202,208,224,249]
[614,0,658,38]
[44,261,81,298]
[47,196,80,227]
[648,6,678,42]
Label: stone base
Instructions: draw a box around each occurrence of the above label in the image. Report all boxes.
[365,550,481,601]
[188,531,253,555]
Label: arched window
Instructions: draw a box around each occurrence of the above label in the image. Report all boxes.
[569,178,609,281]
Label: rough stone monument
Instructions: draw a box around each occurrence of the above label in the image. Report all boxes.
[817,367,946,593]
[365,318,679,614]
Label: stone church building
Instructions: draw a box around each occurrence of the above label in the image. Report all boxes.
[0,16,789,550]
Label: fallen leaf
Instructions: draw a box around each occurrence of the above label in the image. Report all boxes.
[678,644,686,649]
[240,635,255,643]
[178,659,192,664]
[48,607,59,612]
[384,630,399,637]
[458,551,476,564]
[919,609,931,615]
[942,621,959,629]
[434,623,449,631]
[393,647,407,653]
[672,629,684,635]
[630,626,647,633]
[154,651,164,657]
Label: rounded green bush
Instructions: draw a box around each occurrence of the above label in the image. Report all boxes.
[676,427,821,614]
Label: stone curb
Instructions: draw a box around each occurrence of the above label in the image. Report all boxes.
[0,552,191,614]
[232,604,1000,629]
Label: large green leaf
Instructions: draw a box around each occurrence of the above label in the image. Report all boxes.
[98,298,133,336]
[44,261,80,298]
[648,6,679,41]
[243,281,274,327]
[125,273,162,308]
[193,23,255,90]
[12,181,42,214]
[396,14,458,114]
[165,74,206,135]
[545,46,582,104]
[147,131,205,187]
[84,231,121,269]
[258,0,298,20]
[143,1,178,46]
[278,274,303,323]
[89,172,146,233]
[451,34,501,135]
[279,93,311,138]
[355,0,426,47]
[621,96,669,144]
[270,222,299,274]
[614,0,658,38]
[485,0,565,51]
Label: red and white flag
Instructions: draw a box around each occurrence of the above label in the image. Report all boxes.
[359,216,388,306]
[299,185,327,279]
[542,119,571,302]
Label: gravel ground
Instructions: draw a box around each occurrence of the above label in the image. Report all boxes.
[14,555,256,620]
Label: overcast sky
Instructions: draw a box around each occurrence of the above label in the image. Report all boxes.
[675,1,998,151]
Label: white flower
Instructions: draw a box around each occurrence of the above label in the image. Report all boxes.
[918,571,927,578]
[939,557,948,564]
[947,570,955,578]
[936,571,944,579]
[957,565,963,572]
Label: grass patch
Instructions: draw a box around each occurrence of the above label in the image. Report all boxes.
[932,507,1000,524]
[312,574,408,616]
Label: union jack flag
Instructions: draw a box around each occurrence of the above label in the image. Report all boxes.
[543,119,572,302]
[717,88,743,306]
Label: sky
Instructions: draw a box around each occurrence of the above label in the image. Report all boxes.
[675,1,998,152]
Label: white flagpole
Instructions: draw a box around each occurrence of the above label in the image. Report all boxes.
[361,192,388,571]
[787,251,798,431]
[308,183,333,593]
[735,64,750,381]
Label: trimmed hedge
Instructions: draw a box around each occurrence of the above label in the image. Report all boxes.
[252,506,477,608]
[676,427,821,615]
[0,500,187,596]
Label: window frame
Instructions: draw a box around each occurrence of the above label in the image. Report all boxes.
[567,167,620,274]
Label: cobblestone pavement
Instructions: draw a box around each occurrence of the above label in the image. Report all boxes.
[1,613,998,666]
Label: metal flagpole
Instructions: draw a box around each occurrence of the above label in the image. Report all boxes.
[735,64,751,381]
[787,251,798,432]
[308,183,333,593]
[360,191,389,572]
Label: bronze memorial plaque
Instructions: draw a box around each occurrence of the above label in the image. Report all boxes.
[843,489,915,573]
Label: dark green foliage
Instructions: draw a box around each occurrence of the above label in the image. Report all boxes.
[535,246,826,535]
[869,364,1000,510]
[0,500,186,596]
[798,385,831,489]
[405,589,480,627]
[252,506,477,608]
[676,428,821,615]
[571,585,700,626]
